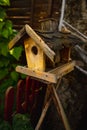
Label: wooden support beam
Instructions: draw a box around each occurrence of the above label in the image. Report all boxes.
[35,79,62,130]
[51,85,72,130]
[35,97,51,130]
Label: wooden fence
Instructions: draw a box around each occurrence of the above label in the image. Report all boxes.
[2,76,46,126]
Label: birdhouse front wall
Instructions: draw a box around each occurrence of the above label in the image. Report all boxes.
[24,38,45,71]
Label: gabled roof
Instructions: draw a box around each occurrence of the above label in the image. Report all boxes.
[8,24,55,62]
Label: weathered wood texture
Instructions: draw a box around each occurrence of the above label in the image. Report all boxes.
[24,38,45,71]
[7,0,60,30]
[16,61,75,83]
[7,0,87,34]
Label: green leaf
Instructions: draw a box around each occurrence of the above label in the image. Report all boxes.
[0,68,9,80]
[0,21,5,31]
[0,0,10,6]
[0,7,6,21]
[0,20,13,38]
[10,46,23,60]
[2,28,9,38]
[0,58,9,67]
[5,20,13,35]
[13,114,34,130]
[1,43,8,56]
[10,71,19,81]
[0,78,14,94]
[20,74,26,79]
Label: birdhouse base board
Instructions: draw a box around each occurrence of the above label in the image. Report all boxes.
[16,61,75,84]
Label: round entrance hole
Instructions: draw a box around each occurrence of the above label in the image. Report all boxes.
[31,46,38,55]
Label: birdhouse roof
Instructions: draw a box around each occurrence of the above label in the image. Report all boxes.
[8,24,84,63]
[36,29,84,51]
[8,24,55,62]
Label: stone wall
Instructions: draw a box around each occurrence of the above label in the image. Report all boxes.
[65,0,87,34]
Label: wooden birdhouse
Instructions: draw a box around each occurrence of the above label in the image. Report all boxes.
[8,24,76,130]
[8,24,55,71]
[8,24,75,83]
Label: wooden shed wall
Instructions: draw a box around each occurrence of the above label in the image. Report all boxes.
[7,0,61,30]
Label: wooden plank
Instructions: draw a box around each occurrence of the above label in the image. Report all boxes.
[8,16,30,19]
[31,0,35,27]
[16,80,25,113]
[23,77,35,112]
[25,24,55,62]
[7,8,31,16]
[48,0,53,17]
[10,0,31,8]
[4,87,14,121]
[16,66,57,83]
[8,19,30,25]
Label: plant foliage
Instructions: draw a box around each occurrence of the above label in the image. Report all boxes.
[13,114,34,130]
[0,0,24,116]
[0,120,11,130]
[0,114,34,130]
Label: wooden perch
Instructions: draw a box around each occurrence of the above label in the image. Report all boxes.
[16,66,57,83]
[25,24,55,62]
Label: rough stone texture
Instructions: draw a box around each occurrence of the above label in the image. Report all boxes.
[65,0,87,34]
